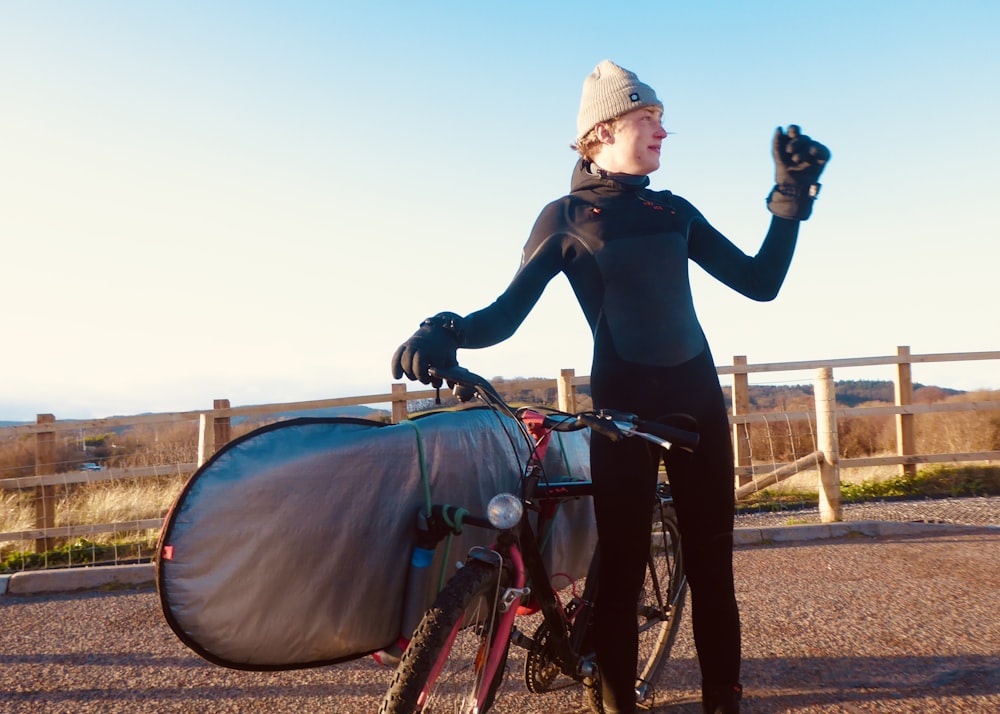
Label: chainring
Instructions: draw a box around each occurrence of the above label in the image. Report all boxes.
[524,620,562,693]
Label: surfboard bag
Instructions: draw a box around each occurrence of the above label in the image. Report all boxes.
[156,406,594,671]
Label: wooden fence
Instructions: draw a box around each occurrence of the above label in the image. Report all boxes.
[2,346,998,553]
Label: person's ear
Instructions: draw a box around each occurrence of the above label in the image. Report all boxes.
[594,122,616,145]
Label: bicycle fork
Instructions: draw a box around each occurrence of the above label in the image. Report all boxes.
[411,542,527,713]
[460,544,527,711]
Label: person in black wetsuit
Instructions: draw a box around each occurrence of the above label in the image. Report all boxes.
[391,60,829,714]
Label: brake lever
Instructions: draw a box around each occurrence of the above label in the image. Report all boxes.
[577,413,624,442]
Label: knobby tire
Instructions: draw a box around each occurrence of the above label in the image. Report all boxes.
[379,561,508,714]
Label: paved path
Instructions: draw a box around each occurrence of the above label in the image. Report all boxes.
[2,522,998,713]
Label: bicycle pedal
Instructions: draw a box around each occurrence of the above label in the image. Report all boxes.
[509,628,536,649]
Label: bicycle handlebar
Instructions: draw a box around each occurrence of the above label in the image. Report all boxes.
[429,364,699,453]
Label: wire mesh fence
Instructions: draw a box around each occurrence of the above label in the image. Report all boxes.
[0,417,197,571]
[3,349,999,573]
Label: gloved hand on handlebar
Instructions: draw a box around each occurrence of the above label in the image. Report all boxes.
[767,124,831,221]
[391,312,465,387]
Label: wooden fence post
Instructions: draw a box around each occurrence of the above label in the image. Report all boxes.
[198,399,232,466]
[391,382,409,424]
[558,368,577,414]
[731,356,752,487]
[34,414,57,553]
[213,399,231,449]
[814,368,842,522]
[894,345,917,478]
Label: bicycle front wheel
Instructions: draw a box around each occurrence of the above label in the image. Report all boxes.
[379,561,509,714]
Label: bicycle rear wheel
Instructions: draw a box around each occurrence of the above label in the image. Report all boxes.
[636,494,687,704]
[379,561,509,714]
[583,491,687,713]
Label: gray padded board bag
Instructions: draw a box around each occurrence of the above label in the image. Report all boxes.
[157,407,594,670]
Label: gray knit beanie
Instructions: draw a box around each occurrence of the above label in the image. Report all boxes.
[576,60,662,143]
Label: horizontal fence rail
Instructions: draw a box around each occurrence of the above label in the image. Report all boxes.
[2,346,998,557]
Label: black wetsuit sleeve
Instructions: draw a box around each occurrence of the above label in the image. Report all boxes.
[459,204,570,349]
[688,215,800,301]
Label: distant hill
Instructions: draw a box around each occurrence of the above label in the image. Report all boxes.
[0,382,971,428]
[234,405,388,424]
[0,405,389,429]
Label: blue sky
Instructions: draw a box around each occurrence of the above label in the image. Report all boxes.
[2,1,998,419]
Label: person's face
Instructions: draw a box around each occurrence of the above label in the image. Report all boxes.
[593,106,667,176]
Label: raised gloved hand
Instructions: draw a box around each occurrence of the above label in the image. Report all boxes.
[767,125,830,221]
[391,312,465,386]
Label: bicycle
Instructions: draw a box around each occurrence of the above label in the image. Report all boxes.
[379,364,699,713]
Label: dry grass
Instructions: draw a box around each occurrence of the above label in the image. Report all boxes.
[739,463,1000,513]
[61,475,185,526]
[1,474,187,568]
[749,461,903,495]
[1,489,36,533]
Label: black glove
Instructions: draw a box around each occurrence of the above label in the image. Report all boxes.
[767,125,830,221]
[391,312,465,386]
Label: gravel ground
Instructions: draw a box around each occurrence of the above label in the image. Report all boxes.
[2,501,998,713]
